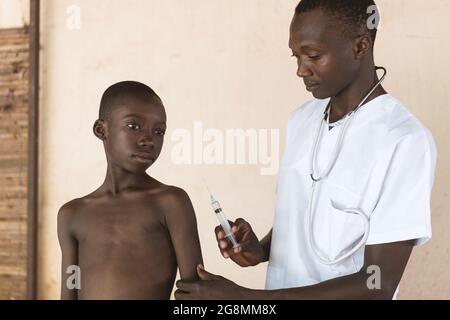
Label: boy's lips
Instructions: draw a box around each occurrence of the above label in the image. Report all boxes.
[132,152,155,164]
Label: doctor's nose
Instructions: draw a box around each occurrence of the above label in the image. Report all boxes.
[297,60,313,78]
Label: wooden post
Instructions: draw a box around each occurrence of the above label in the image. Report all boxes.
[27,0,39,300]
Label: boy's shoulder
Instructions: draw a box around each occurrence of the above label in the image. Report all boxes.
[57,183,194,219]
[153,184,192,210]
[57,188,106,220]
[149,184,196,223]
[57,197,86,227]
[57,195,90,213]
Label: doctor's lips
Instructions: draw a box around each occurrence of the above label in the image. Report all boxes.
[304,80,320,91]
[132,152,155,164]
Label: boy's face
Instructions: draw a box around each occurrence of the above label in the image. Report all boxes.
[95,96,167,173]
[289,9,367,99]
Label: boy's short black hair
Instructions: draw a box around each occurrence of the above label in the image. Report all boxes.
[99,81,162,121]
[295,0,378,44]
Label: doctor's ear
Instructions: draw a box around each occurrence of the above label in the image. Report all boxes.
[93,119,107,140]
[353,33,371,60]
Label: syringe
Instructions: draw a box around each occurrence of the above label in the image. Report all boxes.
[209,194,239,249]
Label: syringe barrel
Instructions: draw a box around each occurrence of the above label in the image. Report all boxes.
[215,208,231,232]
[212,200,239,248]
[225,231,239,248]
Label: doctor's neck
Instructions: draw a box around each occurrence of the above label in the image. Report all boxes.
[329,64,387,123]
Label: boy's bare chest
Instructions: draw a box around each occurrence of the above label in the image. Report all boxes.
[72,199,167,245]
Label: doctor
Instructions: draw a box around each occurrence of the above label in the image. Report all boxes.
[176,0,437,299]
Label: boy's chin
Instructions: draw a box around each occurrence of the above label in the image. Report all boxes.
[128,156,157,171]
[133,164,153,173]
[122,162,153,173]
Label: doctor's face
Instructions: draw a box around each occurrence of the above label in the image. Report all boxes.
[289,9,361,99]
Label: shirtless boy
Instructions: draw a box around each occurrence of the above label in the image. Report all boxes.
[57,81,203,299]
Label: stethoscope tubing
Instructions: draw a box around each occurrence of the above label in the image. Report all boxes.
[308,67,387,265]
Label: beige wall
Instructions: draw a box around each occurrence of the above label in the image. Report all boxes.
[38,0,450,299]
[0,0,29,28]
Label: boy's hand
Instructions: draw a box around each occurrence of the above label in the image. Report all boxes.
[215,218,265,267]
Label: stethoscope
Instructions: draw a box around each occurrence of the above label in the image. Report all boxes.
[308,66,387,265]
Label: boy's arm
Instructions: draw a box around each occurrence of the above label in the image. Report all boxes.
[164,188,203,281]
[57,202,79,300]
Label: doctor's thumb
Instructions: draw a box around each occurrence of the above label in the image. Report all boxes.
[235,240,252,253]
[197,264,216,281]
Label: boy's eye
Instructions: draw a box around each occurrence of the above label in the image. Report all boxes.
[155,129,165,136]
[126,123,140,130]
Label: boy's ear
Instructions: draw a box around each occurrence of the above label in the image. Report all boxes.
[93,119,107,140]
[353,33,371,60]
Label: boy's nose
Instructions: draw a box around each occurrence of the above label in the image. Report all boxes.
[138,135,154,148]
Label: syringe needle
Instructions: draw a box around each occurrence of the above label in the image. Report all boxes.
[201,175,212,195]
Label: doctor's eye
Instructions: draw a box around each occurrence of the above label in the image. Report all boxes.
[126,123,140,131]
[308,54,321,60]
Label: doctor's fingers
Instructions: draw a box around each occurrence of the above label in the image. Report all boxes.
[215,225,224,240]
[217,237,242,258]
[218,220,249,241]
[234,218,252,234]
[174,289,197,300]
[220,240,249,259]
[234,239,252,253]
[176,280,199,293]
[214,225,230,254]
[218,240,234,258]
[215,221,238,240]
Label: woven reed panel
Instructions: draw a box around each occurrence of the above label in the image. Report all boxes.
[0,27,29,299]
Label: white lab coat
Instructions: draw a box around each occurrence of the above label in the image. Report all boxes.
[266,94,437,294]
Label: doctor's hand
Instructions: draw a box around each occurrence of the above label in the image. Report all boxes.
[215,218,265,267]
[175,264,247,300]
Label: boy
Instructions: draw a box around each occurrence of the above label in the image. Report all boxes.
[58,81,203,299]
[175,0,437,299]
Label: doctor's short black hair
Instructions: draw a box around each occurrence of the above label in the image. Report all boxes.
[295,0,379,45]
[99,81,162,121]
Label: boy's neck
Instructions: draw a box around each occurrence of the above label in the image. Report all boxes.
[329,65,387,123]
[101,164,154,196]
